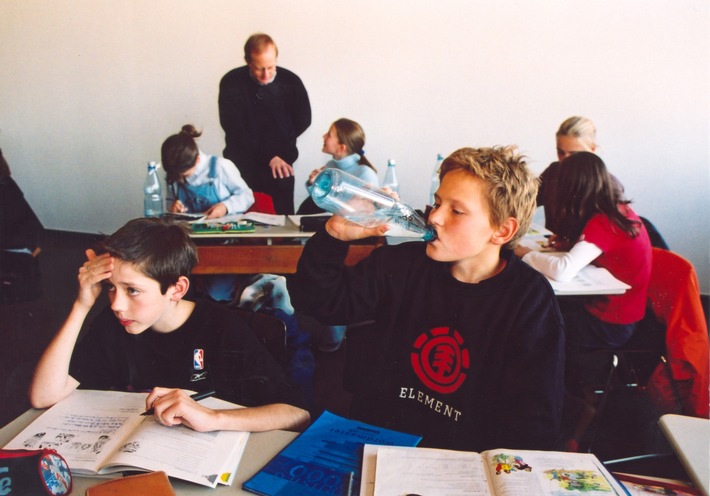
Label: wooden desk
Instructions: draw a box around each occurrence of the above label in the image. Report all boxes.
[194,244,378,275]
[0,409,298,495]
[191,221,380,275]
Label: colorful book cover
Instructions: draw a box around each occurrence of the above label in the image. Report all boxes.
[242,411,422,496]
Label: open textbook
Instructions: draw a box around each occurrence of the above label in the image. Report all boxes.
[547,264,631,296]
[363,445,631,496]
[3,390,249,488]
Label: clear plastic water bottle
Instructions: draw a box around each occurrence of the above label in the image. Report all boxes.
[311,168,436,241]
[429,153,444,206]
[382,159,399,194]
[143,161,163,218]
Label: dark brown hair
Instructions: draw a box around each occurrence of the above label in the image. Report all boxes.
[97,218,198,294]
[161,124,202,184]
[552,152,639,244]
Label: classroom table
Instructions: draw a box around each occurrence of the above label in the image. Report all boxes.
[0,408,298,495]
[519,226,630,296]
[191,219,626,295]
[191,218,381,275]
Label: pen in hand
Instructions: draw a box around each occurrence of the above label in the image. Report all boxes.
[140,390,216,416]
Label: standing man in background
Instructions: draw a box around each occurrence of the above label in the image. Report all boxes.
[219,33,311,214]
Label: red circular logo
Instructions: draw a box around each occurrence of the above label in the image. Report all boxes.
[411,327,469,394]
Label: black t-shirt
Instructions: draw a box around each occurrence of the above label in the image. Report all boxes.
[70,301,303,408]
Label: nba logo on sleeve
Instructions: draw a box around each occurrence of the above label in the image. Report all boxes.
[193,349,204,370]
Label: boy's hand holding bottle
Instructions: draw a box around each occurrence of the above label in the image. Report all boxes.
[325,215,389,242]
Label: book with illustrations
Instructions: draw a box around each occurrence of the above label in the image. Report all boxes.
[363,445,631,496]
[242,410,422,496]
[3,389,249,488]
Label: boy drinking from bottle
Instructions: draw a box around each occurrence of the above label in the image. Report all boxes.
[289,146,564,451]
[29,217,309,433]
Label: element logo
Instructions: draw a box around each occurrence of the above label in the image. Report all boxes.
[411,327,469,394]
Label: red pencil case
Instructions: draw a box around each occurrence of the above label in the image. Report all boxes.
[0,448,73,495]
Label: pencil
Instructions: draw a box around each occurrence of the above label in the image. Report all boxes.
[140,390,216,416]
[346,471,354,496]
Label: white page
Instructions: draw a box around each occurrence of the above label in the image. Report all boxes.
[99,396,249,488]
[359,444,380,496]
[211,398,250,486]
[526,251,631,296]
[288,212,332,226]
[3,390,147,475]
[548,265,631,295]
[373,446,494,496]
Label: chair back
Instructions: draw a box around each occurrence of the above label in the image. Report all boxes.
[232,308,288,368]
[647,247,709,417]
[640,216,669,250]
[246,192,276,215]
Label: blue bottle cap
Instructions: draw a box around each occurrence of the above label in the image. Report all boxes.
[311,169,334,201]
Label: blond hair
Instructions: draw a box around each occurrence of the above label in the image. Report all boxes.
[556,116,597,150]
[439,146,538,248]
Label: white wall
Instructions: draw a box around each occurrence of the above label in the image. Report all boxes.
[1,0,708,291]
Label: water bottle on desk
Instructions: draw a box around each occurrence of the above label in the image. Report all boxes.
[143,161,163,218]
[429,153,444,206]
[311,168,436,241]
[382,159,399,194]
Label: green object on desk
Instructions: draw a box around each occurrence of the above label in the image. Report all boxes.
[191,221,255,234]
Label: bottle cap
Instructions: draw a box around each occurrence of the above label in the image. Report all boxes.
[311,169,334,201]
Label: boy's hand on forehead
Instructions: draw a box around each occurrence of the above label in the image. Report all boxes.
[325,215,388,242]
[76,249,114,309]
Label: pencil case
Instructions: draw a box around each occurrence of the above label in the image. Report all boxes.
[191,221,255,234]
[0,448,73,495]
